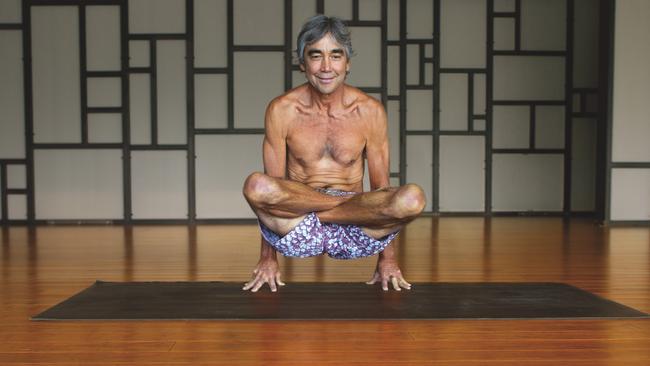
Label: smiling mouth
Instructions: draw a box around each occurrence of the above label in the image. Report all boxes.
[317,76,335,84]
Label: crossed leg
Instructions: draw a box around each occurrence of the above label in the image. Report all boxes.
[243,172,426,241]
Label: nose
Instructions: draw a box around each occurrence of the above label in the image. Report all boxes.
[320,56,331,72]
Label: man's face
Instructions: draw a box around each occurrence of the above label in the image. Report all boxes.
[300,33,350,95]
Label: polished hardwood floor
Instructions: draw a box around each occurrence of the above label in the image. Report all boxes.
[1,217,649,365]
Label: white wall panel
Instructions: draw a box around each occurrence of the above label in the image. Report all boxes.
[441,0,486,68]
[347,27,381,87]
[387,100,400,174]
[8,195,26,220]
[195,135,263,218]
[0,0,21,22]
[535,106,564,149]
[7,165,26,189]
[521,0,565,51]
[406,44,420,85]
[406,90,433,130]
[492,106,529,149]
[573,0,599,88]
[494,0,515,12]
[86,6,120,71]
[473,73,486,115]
[129,74,151,144]
[359,0,381,21]
[387,0,400,40]
[492,154,564,211]
[31,6,81,143]
[234,52,284,128]
[439,136,484,211]
[129,40,150,68]
[612,0,650,162]
[387,46,400,95]
[494,18,515,50]
[129,0,185,34]
[157,40,187,144]
[494,56,565,100]
[194,0,227,68]
[87,77,121,107]
[0,31,24,158]
[440,73,468,131]
[292,0,316,52]
[292,70,305,88]
[34,150,123,219]
[571,118,596,211]
[131,151,187,219]
[88,114,122,143]
[406,136,433,211]
[611,169,650,221]
[325,0,353,20]
[407,0,433,39]
[195,74,228,129]
[234,0,283,45]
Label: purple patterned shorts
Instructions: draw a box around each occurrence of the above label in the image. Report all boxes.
[258,188,398,260]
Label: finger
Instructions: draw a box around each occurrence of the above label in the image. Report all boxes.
[276,273,286,286]
[366,273,379,285]
[391,276,401,291]
[399,278,412,290]
[251,278,266,292]
[243,272,262,290]
[381,278,389,291]
[269,278,278,292]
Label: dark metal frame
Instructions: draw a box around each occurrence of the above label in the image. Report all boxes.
[0,0,616,226]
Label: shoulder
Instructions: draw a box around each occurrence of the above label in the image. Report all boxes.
[344,85,385,120]
[265,85,308,128]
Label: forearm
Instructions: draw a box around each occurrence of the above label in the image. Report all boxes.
[379,243,396,260]
[260,237,277,259]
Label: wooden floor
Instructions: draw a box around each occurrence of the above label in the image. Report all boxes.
[1,217,649,365]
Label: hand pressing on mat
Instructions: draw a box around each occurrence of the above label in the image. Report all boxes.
[243,250,285,293]
[366,249,411,291]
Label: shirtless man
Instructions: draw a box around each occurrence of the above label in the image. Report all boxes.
[242,15,426,292]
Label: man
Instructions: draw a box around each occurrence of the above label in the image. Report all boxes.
[242,15,426,293]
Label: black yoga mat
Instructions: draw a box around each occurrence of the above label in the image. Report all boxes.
[32,281,649,320]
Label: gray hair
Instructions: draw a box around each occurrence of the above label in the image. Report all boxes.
[296,15,354,65]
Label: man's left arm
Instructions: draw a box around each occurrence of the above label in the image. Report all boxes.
[365,101,411,291]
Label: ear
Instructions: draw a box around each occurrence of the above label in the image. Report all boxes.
[299,63,305,72]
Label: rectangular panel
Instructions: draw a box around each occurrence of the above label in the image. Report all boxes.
[129,0,185,34]
[86,6,120,71]
[387,101,400,174]
[325,0,353,20]
[359,0,381,21]
[387,46,400,95]
[88,113,122,143]
[387,0,400,41]
[571,118,596,211]
[234,52,284,128]
[494,18,515,50]
[157,40,187,144]
[292,70,305,88]
[494,0,515,11]
[473,73,486,115]
[612,0,650,162]
[292,0,316,51]
[535,106,564,149]
[194,0,227,68]
[8,195,26,220]
[492,154,564,211]
[407,0,433,39]
[492,106,529,149]
[611,168,650,221]
[521,0,566,51]
[406,135,433,211]
[129,40,150,68]
[439,136,484,211]
[195,74,228,129]
[129,74,151,144]
[440,73,468,131]
[7,165,26,189]
[441,0,486,68]
[131,151,187,219]
[573,0,599,87]
[34,149,123,219]
[32,6,81,143]
[195,135,263,218]
[0,0,21,23]
[347,27,381,88]
[406,44,419,85]
[0,31,24,158]
[406,90,433,130]
[87,78,121,107]
[493,56,565,100]
[234,0,284,45]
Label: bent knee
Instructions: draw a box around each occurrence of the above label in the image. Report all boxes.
[243,172,284,207]
[388,183,426,220]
